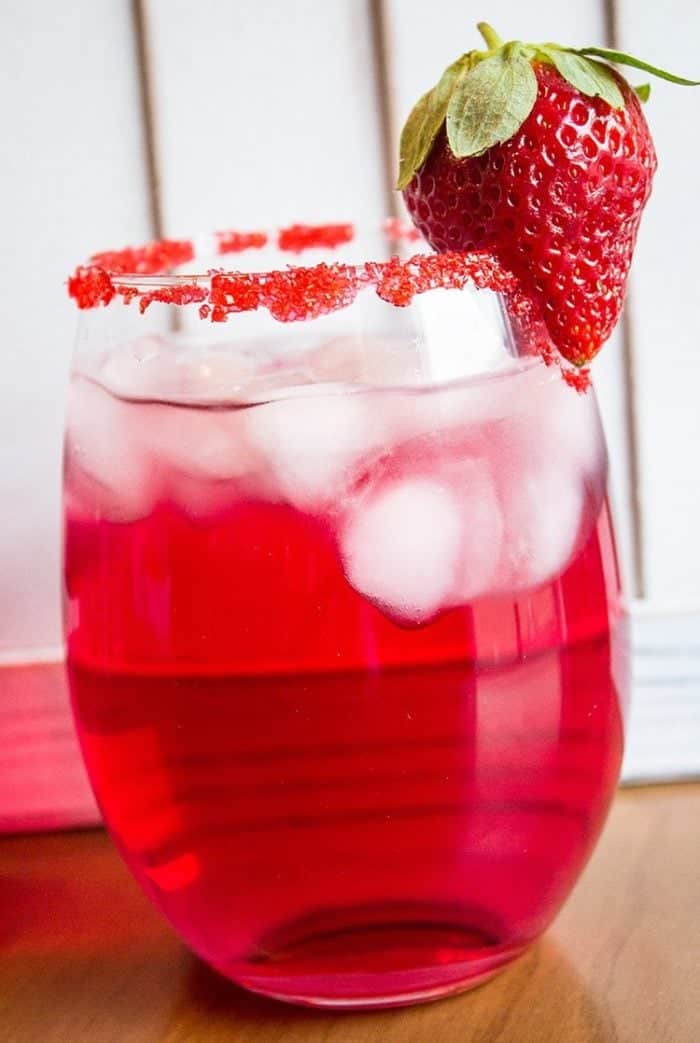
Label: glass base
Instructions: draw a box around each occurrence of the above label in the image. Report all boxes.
[213,908,530,1010]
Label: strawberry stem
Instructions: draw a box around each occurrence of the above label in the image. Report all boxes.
[477,22,504,51]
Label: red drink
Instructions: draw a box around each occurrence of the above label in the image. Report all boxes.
[64,354,625,1006]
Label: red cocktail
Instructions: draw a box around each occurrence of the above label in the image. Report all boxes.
[64,225,626,1006]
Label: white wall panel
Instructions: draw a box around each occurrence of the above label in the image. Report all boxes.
[615,0,700,606]
[0,1,153,654]
[143,0,388,237]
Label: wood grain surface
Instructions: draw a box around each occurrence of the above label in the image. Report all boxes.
[1,783,698,1042]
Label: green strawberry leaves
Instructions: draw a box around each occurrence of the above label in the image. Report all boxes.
[397,56,471,190]
[634,83,652,102]
[446,46,538,158]
[542,49,624,108]
[397,44,537,185]
[575,47,700,86]
[396,21,699,189]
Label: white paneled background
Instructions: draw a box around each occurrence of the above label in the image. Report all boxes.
[0,0,698,826]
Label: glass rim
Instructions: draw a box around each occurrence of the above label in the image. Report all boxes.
[67,219,520,317]
[67,219,588,389]
[69,219,414,293]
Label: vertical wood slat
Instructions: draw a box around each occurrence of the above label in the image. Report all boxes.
[613,0,700,607]
[0,0,154,655]
[133,0,167,243]
[599,0,646,601]
[378,0,640,595]
[368,0,401,223]
[601,0,646,599]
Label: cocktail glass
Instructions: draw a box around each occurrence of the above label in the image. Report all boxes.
[64,225,627,1008]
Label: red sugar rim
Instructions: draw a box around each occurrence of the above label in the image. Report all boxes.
[67,219,589,391]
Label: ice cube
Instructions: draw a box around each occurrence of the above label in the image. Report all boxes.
[65,377,156,522]
[340,478,462,623]
[500,464,584,591]
[387,359,531,448]
[492,365,605,485]
[244,387,386,508]
[536,372,606,479]
[306,334,425,387]
[146,404,258,482]
[98,335,170,398]
[446,459,504,602]
[100,338,259,404]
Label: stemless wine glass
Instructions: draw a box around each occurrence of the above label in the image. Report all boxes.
[63,224,627,1009]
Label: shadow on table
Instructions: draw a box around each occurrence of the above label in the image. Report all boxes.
[172,940,617,1043]
[0,830,617,1041]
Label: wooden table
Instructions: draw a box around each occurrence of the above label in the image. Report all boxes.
[1,784,698,1042]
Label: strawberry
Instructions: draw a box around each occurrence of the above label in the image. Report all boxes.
[398,23,698,366]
